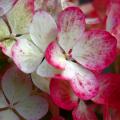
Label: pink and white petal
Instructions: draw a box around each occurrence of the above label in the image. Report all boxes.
[92,74,120,109]
[0,91,8,108]
[2,66,32,104]
[61,61,99,100]
[50,78,78,110]
[0,0,18,16]
[14,96,48,120]
[0,110,19,120]
[45,41,67,69]
[72,100,98,120]
[30,10,57,51]
[36,59,61,78]
[72,30,117,71]
[31,72,50,94]
[7,0,34,34]
[58,6,85,53]
[12,38,43,73]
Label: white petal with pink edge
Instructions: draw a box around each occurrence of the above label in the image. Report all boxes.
[61,61,99,100]
[72,30,117,71]
[45,41,67,69]
[58,6,85,53]
[12,38,43,73]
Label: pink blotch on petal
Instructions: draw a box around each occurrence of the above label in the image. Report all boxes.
[50,78,78,110]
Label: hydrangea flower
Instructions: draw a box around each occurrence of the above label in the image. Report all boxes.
[0,66,48,120]
[45,7,117,100]
[1,1,116,100]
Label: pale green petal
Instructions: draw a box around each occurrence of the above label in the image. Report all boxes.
[7,0,34,34]
[0,19,10,40]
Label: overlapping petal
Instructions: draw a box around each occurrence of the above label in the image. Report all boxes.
[30,10,57,51]
[61,61,99,100]
[45,42,99,100]
[36,59,61,78]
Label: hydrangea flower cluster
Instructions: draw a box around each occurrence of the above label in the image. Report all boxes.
[0,0,120,120]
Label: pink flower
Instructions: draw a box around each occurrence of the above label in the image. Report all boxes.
[45,7,117,100]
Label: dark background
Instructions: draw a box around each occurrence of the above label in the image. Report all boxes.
[79,0,93,4]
